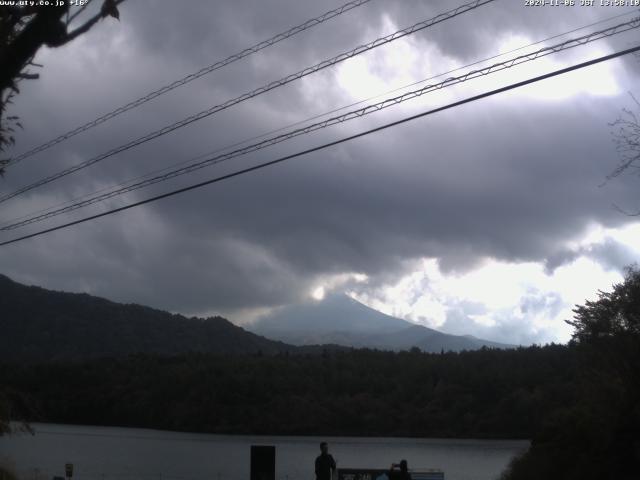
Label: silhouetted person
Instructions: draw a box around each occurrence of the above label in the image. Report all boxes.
[389,460,411,480]
[315,441,337,480]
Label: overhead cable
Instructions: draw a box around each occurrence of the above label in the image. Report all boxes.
[2,43,639,247]
[5,6,633,231]
[4,0,374,167]
[3,16,638,231]
[0,0,496,204]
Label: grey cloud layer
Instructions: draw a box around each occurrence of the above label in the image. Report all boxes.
[0,0,638,334]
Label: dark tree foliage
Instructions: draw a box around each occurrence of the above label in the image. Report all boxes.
[0,391,8,435]
[568,265,640,340]
[0,387,35,435]
[0,0,123,173]
[501,267,640,480]
[0,345,577,439]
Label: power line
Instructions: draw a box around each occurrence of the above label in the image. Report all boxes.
[3,16,638,231]
[3,8,633,231]
[4,0,374,167]
[0,0,496,205]
[4,16,637,230]
[2,43,638,248]
[340,9,639,113]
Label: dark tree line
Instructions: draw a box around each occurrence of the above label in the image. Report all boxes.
[1,344,576,439]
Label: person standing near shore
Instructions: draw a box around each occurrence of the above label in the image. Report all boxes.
[315,442,337,480]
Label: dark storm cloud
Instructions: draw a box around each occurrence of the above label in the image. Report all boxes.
[150,96,638,276]
[546,237,639,274]
[1,0,639,329]
[589,238,639,271]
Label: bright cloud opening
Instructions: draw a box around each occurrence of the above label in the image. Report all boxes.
[349,219,638,345]
[476,34,622,100]
[311,286,326,301]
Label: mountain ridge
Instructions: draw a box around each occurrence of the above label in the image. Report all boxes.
[0,274,513,361]
[0,274,294,361]
[250,292,515,352]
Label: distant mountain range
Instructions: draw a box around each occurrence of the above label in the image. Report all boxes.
[249,293,514,352]
[0,274,512,363]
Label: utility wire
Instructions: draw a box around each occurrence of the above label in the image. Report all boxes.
[1,44,639,248]
[3,8,633,231]
[2,5,635,234]
[3,17,638,231]
[0,0,496,205]
[4,0,373,167]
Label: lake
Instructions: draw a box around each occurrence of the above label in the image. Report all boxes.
[0,424,528,480]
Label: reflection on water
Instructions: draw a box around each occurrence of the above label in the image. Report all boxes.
[0,424,529,480]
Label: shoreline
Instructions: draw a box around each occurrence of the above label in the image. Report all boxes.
[8,422,532,446]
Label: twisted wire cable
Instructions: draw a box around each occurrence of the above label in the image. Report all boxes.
[0,0,496,204]
[3,8,633,230]
[2,16,637,232]
[2,43,639,247]
[4,0,373,167]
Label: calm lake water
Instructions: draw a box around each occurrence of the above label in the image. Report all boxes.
[0,424,528,480]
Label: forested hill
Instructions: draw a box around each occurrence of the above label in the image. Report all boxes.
[0,274,292,361]
[1,345,575,439]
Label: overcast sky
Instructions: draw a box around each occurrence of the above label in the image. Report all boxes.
[1,0,639,345]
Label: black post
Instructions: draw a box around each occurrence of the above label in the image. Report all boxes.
[250,445,275,480]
